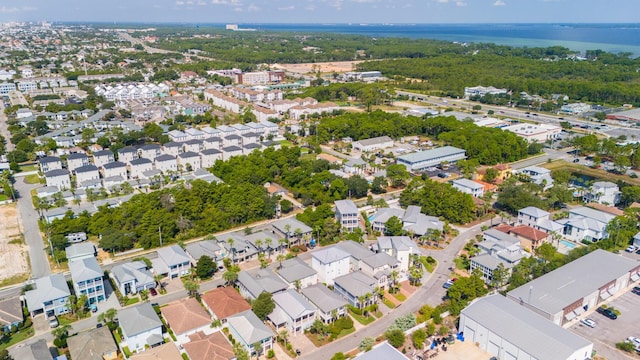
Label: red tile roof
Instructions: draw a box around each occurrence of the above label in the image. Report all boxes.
[160,298,211,335]
[494,224,514,234]
[184,331,235,360]
[509,225,548,241]
[202,287,251,320]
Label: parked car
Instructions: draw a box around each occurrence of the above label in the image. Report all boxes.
[627,336,640,347]
[443,279,456,289]
[580,318,597,328]
[150,287,158,296]
[626,245,637,253]
[596,306,618,320]
[295,349,301,356]
[48,316,59,328]
[573,158,580,163]
[632,287,640,295]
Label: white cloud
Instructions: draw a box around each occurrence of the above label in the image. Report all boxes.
[330,0,344,10]
[248,3,260,11]
[436,0,449,3]
[278,6,295,10]
[0,6,19,13]
[456,1,467,6]
[493,0,506,5]
[211,0,228,4]
[305,4,316,10]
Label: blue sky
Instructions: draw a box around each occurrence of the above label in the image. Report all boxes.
[0,0,636,24]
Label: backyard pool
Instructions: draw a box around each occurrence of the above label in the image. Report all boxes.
[560,240,576,249]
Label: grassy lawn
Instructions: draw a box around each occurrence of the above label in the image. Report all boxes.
[382,298,396,309]
[306,326,357,347]
[0,327,34,352]
[0,273,29,288]
[19,164,38,172]
[125,297,140,306]
[392,293,407,302]
[0,194,8,201]
[24,174,41,184]
[371,310,383,319]
[279,140,293,147]
[420,256,437,273]
[454,256,467,271]
[348,310,375,326]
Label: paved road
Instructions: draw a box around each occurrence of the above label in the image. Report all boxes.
[0,101,13,152]
[510,147,574,170]
[119,32,174,54]
[304,218,493,360]
[13,174,51,278]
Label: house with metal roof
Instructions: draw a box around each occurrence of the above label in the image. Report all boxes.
[396,146,466,172]
[506,249,640,326]
[451,178,485,198]
[118,302,164,353]
[354,342,409,360]
[370,206,443,237]
[311,246,351,286]
[460,294,592,360]
[24,274,71,317]
[111,261,156,296]
[352,136,394,152]
[333,271,377,308]
[0,297,23,331]
[376,236,420,272]
[185,240,222,264]
[556,206,616,243]
[516,166,554,189]
[582,181,621,205]
[153,245,191,279]
[268,289,316,336]
[276,257,317,289]
[335,199,360,232]
[227,310,274,357]
[237,268,288,300]
[69,257,105,305]
[10,338,53,360]
[272,218,313,246]
[301,284,347,324]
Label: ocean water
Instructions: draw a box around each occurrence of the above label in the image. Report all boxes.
[226,23,640,56]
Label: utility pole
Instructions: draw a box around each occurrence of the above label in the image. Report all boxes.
[159,226,162,247]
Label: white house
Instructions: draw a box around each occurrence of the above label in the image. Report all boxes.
[92,150,115,168]
[118,303,164,353]
[269,289,316,337]
[153,245,191,279]
[178,151,202,171]
[451,178,485,198]
[352,136,394,152]
[228,310,274,357]
[334,199,360,232]
[138,144,162,160]
[301,284,347,324]
[74,165,100,186]
[67,153,90,173]
[200,149,223,168]
[333,271,377,308]
[556,206,615,243]
[276,257,318,290]
[117,146,138,164]
[311,247,351,286]
[517,206,550,228]
[69,257,105,306]
[517,166,554,189]
[153,154,177,173]
[110,261,156,296]
[128,158,153,179]
[39,156,63,173]
[162,142,182,157]
[101,161,127,179]
[375,236,419,273]
[45,169,71,190]
[24,274,71,317]
[582,181,621,205]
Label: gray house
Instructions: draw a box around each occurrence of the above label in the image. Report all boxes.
[69,257,105,305]
[301,284,347,324]
[154,245,191,279]
[228,310,274,356]
[118,302,164,353]
[333,271,376,309]
[237,268,288,300]
[111,261,156,296]
[24,274,71,317]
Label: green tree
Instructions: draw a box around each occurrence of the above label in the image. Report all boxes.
[385,216,404,236]
[223,270,238,286]
[412,329,427,349]
[252,292,275,321]
[359,336,375,352]
[331,352,346,360]
[183,279,200,297]
[195,255,216,279]
[386,164,410,188]
[371,176,387,194]
[385,328,406,348]
[280,199,293,214]
[446,271,489,315]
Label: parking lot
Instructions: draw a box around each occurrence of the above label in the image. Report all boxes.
[570,290,640,359]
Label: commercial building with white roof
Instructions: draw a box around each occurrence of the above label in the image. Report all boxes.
[396,146,466,172]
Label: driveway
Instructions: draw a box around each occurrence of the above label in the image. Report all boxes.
[13,175,51,278]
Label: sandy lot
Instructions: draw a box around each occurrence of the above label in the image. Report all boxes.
[272,60,363,75]
[0,204,29,280]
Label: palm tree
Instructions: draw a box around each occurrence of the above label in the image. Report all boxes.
[98,308,117,324]
[223,270,238,286]
[154,274,164,291]
[255,239,263,252]
[278,237,287,254]
[278,329,289,347]
[276,254,286,269]
[390,270,399,294]
[227,238,236,263]
[265,238,273,259]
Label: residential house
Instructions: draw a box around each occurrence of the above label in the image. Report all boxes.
[517,166,554,189]
[0,297,23,332]
[117,146,138,164]
[359,252,399,290]
[508,225,550,251]
[9,339,53,360]
[201,287,251,322]
[311,246,351,286]
[154,154,177,174]
[301,284,347,324]
[160,298,211,342]
[111,261,156,296]
[451,178,485,198]
[343,158,367,175]
[162,142,182,157]
[178,151,202,171]
[517,206,550,228]
[101,161,127,179]
[45,169,71,190]
[227,310,274,357]
[67,326,118,360]
[237,268,288,300]
[183,139,203,153]
[375,236,419,273]
[556,206,616,243]
[222,146,242,160]
[69,257,105,305]
[24,274,70,317]
[276,257,318,290]
[129,343,182,360]
[242,143,262,155]
[39,156,62,173]
[185,240,223,266]
[218,234,259,263]
[153,245,191,279]
[583,181,621,205]
[138,144,162,160]
[65,242,96,263]
[268,289,316,336]
[67,153,90,173]
[118,302,164,353]
[203,137,222,150]
[183,331,235,360]
[470,245,527,285]
[370,206,443,237]
[129,158,153,179]
[185,128,206,140]
[272,218,313,246]
[168,130,188,142]
[92,149,115,168]
[333,271,377,308]
[74,164,100,187]
[200,149,223,168]
[335,199,360,232]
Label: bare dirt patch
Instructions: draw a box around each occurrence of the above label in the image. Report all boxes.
[0,204,29,282]
[272,60,363,75]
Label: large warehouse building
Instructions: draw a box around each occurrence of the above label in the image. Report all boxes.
[506,249,639,326]
[396,146,466,172]
[460,294,593,360]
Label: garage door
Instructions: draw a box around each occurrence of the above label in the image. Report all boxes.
[464,326,475,342]
[505,351,517,360]
[488,341,500,356]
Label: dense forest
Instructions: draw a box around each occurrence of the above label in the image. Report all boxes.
[399,178,476,224]
[315,112,530,165]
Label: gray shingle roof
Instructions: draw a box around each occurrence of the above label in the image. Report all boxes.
[67,326,118,360]
[44,168,69,177]
[237,269,288,298]
[271,289,316,320]
[185,240,220,261]
[69,257,103,283]
[118,302,162,337]
[65,243,96,259]
[227,310,273,345]
[111,261,154,286]
[24,274,70,312]
[334,271,376,298]
[157,245,190,266]
[276,257,317,283]
[301,284,347,314]
[335,199,358,215]
[462,295,592,360]
[102,161,126,169]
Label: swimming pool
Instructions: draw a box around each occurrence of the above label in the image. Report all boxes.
[560,240,576,249]
[368,214,375,222]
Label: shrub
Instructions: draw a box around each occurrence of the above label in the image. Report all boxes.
[385,328,406,348]
[616,341,636,353]
[412,329,427,349]
[267,349,275,358]
[359,337,375,352]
